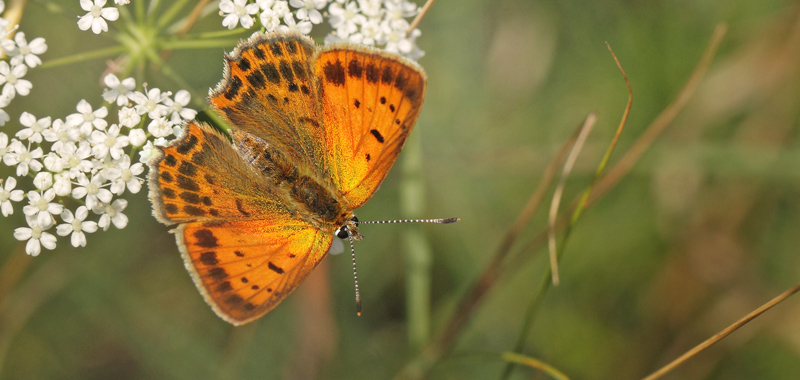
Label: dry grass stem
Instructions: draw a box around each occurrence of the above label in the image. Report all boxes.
[548,113,596,285]
[642,281,800,380]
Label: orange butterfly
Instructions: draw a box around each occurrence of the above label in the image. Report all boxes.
[148,31,445,325]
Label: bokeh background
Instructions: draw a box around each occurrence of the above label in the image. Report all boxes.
[2,1,800,379]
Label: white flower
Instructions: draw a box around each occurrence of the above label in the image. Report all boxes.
[23,189,62,228]
[328,2,365,37]
[78,0,120,34]
[58,141,93,178]
[260,9,282,31]
[278,13,312,34]
[16,112,51,143]
[5,142,43,176]
[0,176,24,216]
[164,90,196,123]
[381,19,415,55]
[33,172,53,191]
[147,117,174,138]
[358,0,383,18]
[0,132,14,162]
[138,139,161,164]
[57,206,98,247]
[95,198,128,230]
[110,155,144,195]
[53,172,72,197]
[129,88,170,119]
[384,0,418,20]
[114,0,130,5]
[66,99,108,136]
[0,32,47,68]
[0,96,10,126]
[117,106,141,128]
[102,74,136,105]
[348,18,382,46]
[72,173,113,210]
[14,215,57,256]
[219,0,260,29]
[289,0,326,24]
[0,61,32,98]
[90,124,129,159]
[43,119,80,153]
[128,128,146,146]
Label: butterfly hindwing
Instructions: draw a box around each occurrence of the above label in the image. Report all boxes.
[178,218,333,325]
[314,45,427,208]
[149,122,288,224]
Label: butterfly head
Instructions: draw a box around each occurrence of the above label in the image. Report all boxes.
[334,214,362,241]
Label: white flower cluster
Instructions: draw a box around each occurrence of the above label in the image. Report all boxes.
[1,73,196,256]
[0,1,47,128]
[219,0,425,59]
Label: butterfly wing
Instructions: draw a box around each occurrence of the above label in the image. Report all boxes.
[149,122,333,325]
[209,32,328,182]
[178,218,331,325]
[313,45,427,209]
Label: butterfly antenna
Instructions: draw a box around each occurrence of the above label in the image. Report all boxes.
[348,235,362,316]
[360,217,460,225]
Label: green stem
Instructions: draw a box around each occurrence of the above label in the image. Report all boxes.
[39,45,127,69]
[160,38,243,50]
[156,0,193,29]
[401,131,430,350]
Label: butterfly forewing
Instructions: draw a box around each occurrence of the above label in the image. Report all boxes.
[314,46,427,209]
[209,32,328,179]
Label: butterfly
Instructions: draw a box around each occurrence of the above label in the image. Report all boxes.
[148,31,430,325]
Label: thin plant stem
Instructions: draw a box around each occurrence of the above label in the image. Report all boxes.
[393,121,583,380]
[642,281,800,380]
[501,352,570,380]
[176,0,214,36]
[548,113,597,285]
[39,45,127,69]
[588,24,727,205]
[156,0,193,30]
[408,0,435,36]
[160,38,243,50]
[401,128,431,350]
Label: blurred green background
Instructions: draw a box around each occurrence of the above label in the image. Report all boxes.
[2,1,800,379]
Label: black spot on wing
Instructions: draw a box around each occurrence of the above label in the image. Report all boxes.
[323,60,346,86]
[200,251,218,266]
[176,134,198,154]
[292,61,307,81]
[224,76,243,100]
[246,70,266,89]
[348,58,363,77]
[365,63,379,83]
[178,161,196,176]
[268,262,285,275]
[164,154,177,166]
[370,129,385,143]
[194,229,218,248]
[238,57,251,71]
[262,63,281,84]
[381,66,394,84]
[279,60,294,83]
[270,42,283,56]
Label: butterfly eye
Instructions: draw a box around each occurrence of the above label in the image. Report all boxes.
[335,226,349,239]
[351,215,359,226]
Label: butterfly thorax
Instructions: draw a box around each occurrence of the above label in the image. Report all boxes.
[231,129,350,230]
